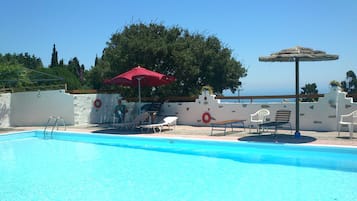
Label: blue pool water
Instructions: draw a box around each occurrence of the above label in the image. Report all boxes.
[1,131,357,201]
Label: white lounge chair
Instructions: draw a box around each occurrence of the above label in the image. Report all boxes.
[140,116,178,133]
[249,109,270,133]
[113,112,150,129]
[338,110,357,139]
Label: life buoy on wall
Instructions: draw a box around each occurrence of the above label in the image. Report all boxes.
[202,112,211,124]
[93,99,102,108]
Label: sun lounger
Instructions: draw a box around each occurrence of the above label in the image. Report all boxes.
[210,119,245,135]
[258,110,292,135]
[140,116,178,133]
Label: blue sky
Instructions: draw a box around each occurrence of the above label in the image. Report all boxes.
[1,0,356,95]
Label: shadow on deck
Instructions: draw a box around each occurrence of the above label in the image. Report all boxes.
[91,128,144,135]
[238,134,316,144]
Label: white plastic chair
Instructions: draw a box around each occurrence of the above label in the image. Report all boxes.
[338,110,357,139]
[249,109,270,133]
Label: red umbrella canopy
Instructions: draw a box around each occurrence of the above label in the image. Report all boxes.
[107,66,175,87]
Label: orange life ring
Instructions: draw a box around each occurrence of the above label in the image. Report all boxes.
[94,99,102,108]
[202,112,211,124]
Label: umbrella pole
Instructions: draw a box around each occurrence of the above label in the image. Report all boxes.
[138,78,142,115]
[295,59,301,138]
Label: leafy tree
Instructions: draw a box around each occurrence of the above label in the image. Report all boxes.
[86,57,111,89]
[341,70,357,102]
[92,23,246,98]
[341,70,357,94]
[300,83,319,102]
[68,57,85,82]
[16,53,43,69]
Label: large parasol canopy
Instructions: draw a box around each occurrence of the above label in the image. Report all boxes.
[106,66,175,112]
[259,46,338,138]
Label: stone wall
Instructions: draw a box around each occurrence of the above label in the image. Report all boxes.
[0,93,11,127]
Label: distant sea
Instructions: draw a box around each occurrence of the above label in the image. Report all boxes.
[220,85,330,103]
[222,88,296,104]
[221,98,295,104]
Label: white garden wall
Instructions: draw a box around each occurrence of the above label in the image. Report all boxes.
[161,87,357,132]
[10,90,74,126]
[0,87,356,132]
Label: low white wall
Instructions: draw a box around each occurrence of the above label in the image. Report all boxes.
[161,87,357,132]
[1,90,142,127]
[10,90,74,126]
[0,87,356,132]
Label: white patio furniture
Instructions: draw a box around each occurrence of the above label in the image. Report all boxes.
[140,116,178,133]
[249,109,270,133]
[338,110,357,139]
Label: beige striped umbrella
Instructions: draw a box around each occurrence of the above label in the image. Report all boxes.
[259,46,338,138]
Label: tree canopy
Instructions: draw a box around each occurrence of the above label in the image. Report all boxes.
[0,63,31,88]
[90,23,247,98]
[0,51,85,91]
[341,70,357,101]
[300,83,318,102]
[0,53,43,69]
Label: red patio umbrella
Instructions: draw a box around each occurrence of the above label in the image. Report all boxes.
[106,66,175,110]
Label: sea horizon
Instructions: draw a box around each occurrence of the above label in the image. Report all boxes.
[221,87,323,103]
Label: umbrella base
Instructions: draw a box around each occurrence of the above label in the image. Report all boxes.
[294,131,301,138]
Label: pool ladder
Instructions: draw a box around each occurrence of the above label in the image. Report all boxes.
[43,116,66,139]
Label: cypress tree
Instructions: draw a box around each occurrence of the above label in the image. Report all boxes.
[50,44,58,67]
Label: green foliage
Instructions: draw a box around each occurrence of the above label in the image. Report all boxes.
[329,80,341,87]
[40,67,80,90]
[0,50,85,91]
[94,23,247,97]
[340,70,357,102]
[0,53,43,69]
[0,63,32,88]
[341,70,357,94]
[86,58,112,89]
[68,57,85,82]
[300,83,319,102]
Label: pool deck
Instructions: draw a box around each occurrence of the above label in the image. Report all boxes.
[1,124,356,147]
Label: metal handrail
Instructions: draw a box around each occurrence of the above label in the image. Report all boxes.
[43,116,66,139]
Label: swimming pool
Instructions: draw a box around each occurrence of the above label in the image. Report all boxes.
[1,130,357,201]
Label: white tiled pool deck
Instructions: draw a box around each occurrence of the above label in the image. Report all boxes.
[1,125,356,147]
